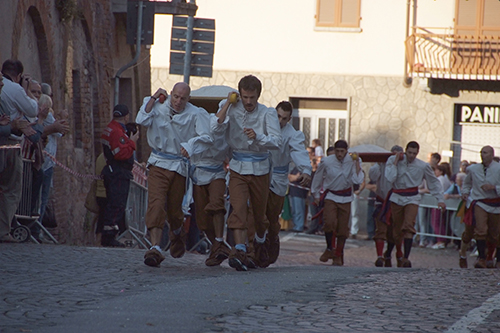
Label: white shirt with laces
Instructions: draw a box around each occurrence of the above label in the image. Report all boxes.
[136,96,212,177]
[311,154,364,204]
[385,155,444,206]
[212,99,281,176]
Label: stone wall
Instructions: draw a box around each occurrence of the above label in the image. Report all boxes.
[0,1,151,244]
[151,68,500,163]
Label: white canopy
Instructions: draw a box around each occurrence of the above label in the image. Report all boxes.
[190,85,237,99]
[348,144,390,153]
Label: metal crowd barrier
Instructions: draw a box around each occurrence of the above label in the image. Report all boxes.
[117,162,151,249]
[15,158,58,244]
[417,194,462,241]
[355,192,463,242]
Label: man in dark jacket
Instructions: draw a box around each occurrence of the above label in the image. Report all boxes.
[100,104,139,247]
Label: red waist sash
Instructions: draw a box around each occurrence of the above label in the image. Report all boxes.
[479,197,500,207]
[331,187,352,197]
[393,187,419,197]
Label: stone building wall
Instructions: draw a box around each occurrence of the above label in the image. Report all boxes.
[151,68,500,163]
[0,1,151,244]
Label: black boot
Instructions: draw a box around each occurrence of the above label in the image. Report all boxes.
[101,234,125,248]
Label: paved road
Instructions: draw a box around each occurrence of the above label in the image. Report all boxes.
[1,233,500,332]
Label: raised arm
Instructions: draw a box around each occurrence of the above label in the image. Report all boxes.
[216,92,237,124]
[385,155,397,184]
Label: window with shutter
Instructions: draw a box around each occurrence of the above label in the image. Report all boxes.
[315,0,360,28]
[455,0,500,36]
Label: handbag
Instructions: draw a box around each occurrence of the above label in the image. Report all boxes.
[84,180,100,214]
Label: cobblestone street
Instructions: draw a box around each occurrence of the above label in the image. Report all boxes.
[1,232,500,332]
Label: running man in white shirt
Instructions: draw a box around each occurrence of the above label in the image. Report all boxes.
[369,145,403,267]
[190,111,231,267]
[385,141,445,268]
[136,82,212,267]
[261,101,311,267]
[213,75,281,271]
[461,146,500,269]
[311,140,364,266]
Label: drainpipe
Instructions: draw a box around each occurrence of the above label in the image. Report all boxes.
[114,1,143,106]
[403,0,413,87]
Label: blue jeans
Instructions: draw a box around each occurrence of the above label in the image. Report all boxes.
[290,195,306,232]
[306,195,321,234]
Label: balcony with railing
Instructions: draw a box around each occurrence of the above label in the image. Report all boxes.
[405,27,500,80]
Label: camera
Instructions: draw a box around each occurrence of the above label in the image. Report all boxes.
[125,122,138,137]
[19,76,29,87]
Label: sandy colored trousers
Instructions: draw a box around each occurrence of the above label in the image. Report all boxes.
[374,217,395,243]
[227,171,269,237]
[390,202,418,241]
[461,223,475,244]
[323,200,351,239]
[473,205,500,243]
[265,190,285,238]
[192,178,226,231]
[145,165,186,231]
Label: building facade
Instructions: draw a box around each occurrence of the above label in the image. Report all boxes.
[0,0,151,244]
[151,0,500,169]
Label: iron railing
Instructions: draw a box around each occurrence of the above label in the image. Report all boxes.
[406,27,500,80]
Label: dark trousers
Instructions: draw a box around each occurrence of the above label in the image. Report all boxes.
[102,165,131,236]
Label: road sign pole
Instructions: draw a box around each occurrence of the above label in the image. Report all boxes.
[183,0,196,84]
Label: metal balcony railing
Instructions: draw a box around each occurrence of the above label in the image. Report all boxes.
[405,27,500,80]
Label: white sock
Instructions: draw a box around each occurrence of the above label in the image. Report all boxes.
[150,245,161,252]
[255,231,267,244]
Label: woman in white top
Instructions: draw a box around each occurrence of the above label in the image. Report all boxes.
[312,138,324,162]
[430,164,451,249]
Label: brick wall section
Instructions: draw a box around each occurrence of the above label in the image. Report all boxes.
[2,1,151,244]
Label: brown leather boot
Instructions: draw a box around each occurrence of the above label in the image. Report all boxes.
[319,249,334,262]
[169,229,186,258]
[332,255,343,266]
[144,248,166,267]
[459,256,468,269]
[475,258,487,269]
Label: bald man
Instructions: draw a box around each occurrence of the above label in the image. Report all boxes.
[461,146,500,269]
[136,82,212,267]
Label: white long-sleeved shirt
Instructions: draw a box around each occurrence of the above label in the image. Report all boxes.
[0,78,38,120]
[462,161,500,214]
[311,154,364,203]
[135,96,212,177]
[270,123,311,197]
[385,155,444,205]
[369,162,392,199]
[212,99,281,176]
[41,112,62,171]
[189,113,229,186]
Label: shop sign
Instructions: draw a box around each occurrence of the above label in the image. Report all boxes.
[457,104,500,124]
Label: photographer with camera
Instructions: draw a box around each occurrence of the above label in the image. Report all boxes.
[100,104,139,247]
[0,60,40,243]
[0,59,38,121]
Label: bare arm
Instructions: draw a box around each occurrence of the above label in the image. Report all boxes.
[145,88,167,113]
[217,92,238,124]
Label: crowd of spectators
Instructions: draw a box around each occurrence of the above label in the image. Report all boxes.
[0,59,68,243]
